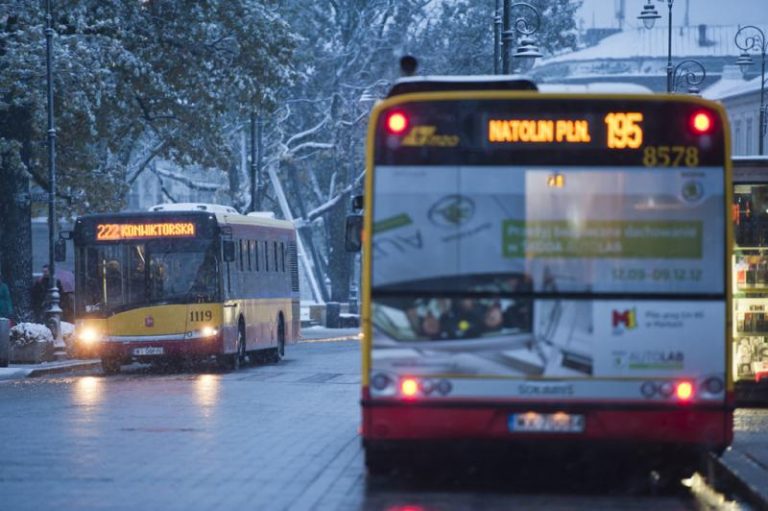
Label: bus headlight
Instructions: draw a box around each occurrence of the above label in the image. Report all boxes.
[78,328,101,345]
[200,326,218,338]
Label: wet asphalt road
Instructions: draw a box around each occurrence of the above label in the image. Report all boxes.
[0,331,742,510]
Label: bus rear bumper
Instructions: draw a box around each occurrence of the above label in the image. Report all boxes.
[361,401,732,452]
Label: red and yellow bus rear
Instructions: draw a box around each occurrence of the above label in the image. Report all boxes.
[359,82,733,473]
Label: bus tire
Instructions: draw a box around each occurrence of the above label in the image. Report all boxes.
[220,322,246,371]
[271,315,286,363]
[365,448,393,476]
[101,357,121,375]
[233,322,247,370]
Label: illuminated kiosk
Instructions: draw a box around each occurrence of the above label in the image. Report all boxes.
[732,156,768,402]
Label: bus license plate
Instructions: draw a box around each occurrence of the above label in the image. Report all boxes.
[133,347,164,356]
[509,413,585,433]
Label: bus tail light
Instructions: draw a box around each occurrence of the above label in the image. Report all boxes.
[386,111,409,135]
[690,111,714,134]
[675,381,694,401]
[400,378,419,398]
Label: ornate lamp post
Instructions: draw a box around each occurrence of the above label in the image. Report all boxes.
[44,0,63,353]
[493,0,502,74]
[637,0,674,92]
[734,25,767,155]
[671,59,707,95]
[249,111,263,212]
[500,1,542,74]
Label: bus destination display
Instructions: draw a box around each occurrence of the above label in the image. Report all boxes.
[96,222,196,241]
[488,113,644,149]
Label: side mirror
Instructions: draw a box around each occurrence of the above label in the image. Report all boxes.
[345,214,363,252]
[223,240,236,262]
[54,239,67,262]
[351,195,364,211]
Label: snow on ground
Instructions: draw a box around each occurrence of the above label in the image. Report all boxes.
[10,323,53,346]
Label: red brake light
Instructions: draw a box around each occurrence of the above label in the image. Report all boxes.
[386,111,409,135]
[690,111,713,134]
[675,381,694,401]
[401,378,419,398]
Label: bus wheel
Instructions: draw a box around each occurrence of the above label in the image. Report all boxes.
[101,357,121,375]
[365,448,394,476]
[271,316,286,363]
[232,324,246,371]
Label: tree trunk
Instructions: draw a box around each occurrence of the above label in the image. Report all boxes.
[327,193,351,302]
[0,107,35,321]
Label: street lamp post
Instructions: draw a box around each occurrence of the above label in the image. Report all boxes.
[734,25,768,155]
[638,0,674,92]
[44,0,63,353]
[671,59,707,95]
[249,111,263,212]
[500,1,542,75]
[493,0,502,74]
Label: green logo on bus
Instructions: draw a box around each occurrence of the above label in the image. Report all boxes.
[428,195,475,228]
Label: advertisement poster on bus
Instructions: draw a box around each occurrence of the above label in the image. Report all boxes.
[370,165,725,394]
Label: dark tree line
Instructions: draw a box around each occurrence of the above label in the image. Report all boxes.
[0,0,580,315]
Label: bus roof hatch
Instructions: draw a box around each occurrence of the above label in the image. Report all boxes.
[386,75,538,97]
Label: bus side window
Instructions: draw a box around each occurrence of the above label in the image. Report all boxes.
[264,241,269,272]
[274,242,278,272]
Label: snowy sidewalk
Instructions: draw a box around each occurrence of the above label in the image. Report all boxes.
[0,359,100,381]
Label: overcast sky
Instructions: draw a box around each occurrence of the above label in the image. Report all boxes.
[578,0,768,30]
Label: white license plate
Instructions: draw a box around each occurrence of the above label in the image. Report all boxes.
[133,347,164,356]
[509,412,585,433]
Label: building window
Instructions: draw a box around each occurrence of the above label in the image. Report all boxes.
[747,118,754,155]
[735,120,742,156]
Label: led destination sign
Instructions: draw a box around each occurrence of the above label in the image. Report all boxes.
[375,100,724,167]
[96,222,196,241]
[488,112,644,149]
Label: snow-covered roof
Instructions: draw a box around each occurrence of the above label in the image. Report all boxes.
[704,75,765,101]
[246,212,276,219]
[539,24,767,65]
[539,82,652,93]
[701,65,747,99]
[149,203,239,214]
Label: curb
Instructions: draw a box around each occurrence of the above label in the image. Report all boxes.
[27,360,101,377]
[0,360,102,381]
[709,450,768,511]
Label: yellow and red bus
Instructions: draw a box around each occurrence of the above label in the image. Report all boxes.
[356,78,733,475]
[72,204,300,373]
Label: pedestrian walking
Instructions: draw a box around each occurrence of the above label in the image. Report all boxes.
[31,265,50,323]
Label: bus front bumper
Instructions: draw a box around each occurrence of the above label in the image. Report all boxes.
[83,334,224,360]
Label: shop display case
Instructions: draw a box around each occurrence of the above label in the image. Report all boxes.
[732,159,768,389]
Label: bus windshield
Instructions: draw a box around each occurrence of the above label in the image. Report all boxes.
[76,239,220,316]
